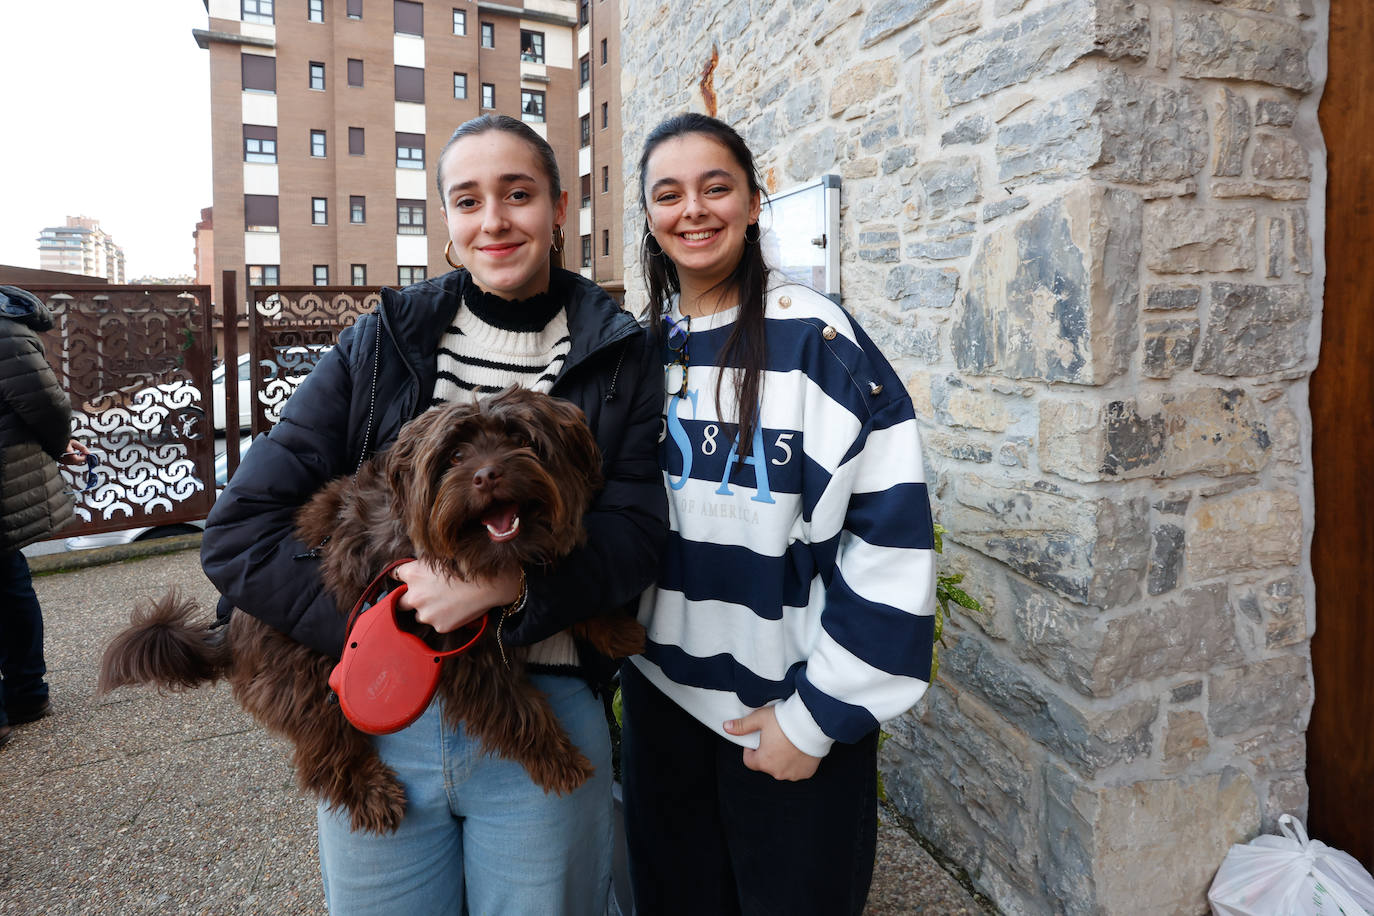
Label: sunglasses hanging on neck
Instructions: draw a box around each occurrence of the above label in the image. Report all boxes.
[663,314,690,399]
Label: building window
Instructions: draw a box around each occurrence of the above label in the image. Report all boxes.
[349,127,364,156]
[399,265,427,285]
[243,125,277,163]
[347,0,361,17]
[312,197,328,225]
[579,115,590,148]
[453,72,467,99]
[308,0,324,21]
[309,61,326,90]
[580,235,591,268]
[452,8,466,34]
[580,174,592,209]
[244,195,279,232]
[242,0,274,24]
[602,165,609,193]
[241,53,276,92]
[395,65,424,103]
[602,229,610,257]
[600,37,607,65]
[351,264,367,285]
[601,102,608,129]
[396,132,425,169]
[579,0,588,26]
[397,200,426,235]
[247,264,280,286]
[481,83,495,109]
[480,21,494,47]
[394,0,423,35]
[520,30,544,63]
[350,196,366,223]
[311,129,327,157]
[521,89,545,123]
[347,58,363,87]
[579,55,590,87]
[313,265,329,286]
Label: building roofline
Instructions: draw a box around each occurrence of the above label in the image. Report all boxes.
[477,2,577,28]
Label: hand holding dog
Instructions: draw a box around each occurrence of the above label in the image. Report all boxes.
[724,706,823,782]
[394,559,522,633]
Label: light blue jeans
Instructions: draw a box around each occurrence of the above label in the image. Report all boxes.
[316,674,612,916]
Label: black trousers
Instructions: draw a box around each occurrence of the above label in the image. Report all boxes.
[620,663,877,916]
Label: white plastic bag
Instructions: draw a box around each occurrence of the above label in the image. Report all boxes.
[1208,814,1374,916]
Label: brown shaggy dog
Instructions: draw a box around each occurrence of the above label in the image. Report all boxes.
[99,386,644,834]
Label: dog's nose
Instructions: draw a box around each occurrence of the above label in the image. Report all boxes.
[473,465,502,490]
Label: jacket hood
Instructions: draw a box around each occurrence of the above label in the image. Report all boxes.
[0,285,54,332]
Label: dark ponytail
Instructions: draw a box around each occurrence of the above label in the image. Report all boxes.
[638,113,769,453]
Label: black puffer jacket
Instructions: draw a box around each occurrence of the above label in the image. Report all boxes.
[201,268,667,663]
[0,286,74,551]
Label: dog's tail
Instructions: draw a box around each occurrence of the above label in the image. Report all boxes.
[97,590,233,694]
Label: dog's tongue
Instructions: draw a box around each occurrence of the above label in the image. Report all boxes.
[483,503,520,542]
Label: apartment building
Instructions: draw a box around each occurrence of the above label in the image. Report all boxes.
[195,0,580,294]
[36,216,127,283]
[575,0,622,295]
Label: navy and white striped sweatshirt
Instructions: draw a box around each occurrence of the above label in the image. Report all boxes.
[632,283,937,758]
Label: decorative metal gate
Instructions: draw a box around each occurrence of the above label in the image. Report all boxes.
[26,284,217,538]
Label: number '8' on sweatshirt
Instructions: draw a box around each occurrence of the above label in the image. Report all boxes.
[633,283,938,758]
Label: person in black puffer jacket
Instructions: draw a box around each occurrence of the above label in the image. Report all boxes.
[0,285,89,750]
[201,116,666,915]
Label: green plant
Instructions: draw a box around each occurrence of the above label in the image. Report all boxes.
[931,523,983,681]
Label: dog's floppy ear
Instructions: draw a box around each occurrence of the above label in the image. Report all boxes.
[493,388,603,493]
[381,401,475,505]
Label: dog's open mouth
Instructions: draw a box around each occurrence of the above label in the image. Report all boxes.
[482,502,521,542]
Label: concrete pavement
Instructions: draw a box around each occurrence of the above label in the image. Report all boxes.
[0,546,990,915]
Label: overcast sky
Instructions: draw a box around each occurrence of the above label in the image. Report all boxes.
[0,1,211,279]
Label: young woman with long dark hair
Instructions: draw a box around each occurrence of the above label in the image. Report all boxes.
[621,113,938,915]
[202,115,666,915]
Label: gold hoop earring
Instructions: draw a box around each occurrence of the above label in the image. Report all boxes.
[444,240,463,270]
[552,225,565,254]
[745,223,761,244]
[643,230,664,257]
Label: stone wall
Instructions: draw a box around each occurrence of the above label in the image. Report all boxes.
[619,0,1327,913]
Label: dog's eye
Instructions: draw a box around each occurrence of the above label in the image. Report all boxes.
[450,449,463,464]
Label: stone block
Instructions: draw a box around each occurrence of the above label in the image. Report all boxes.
[1208,655,1311,737]
[1212,87,1251,177]
[1172,680,1203,703]
[1256,97,1297,127]
[1142,317,1199,378]
[1044,767,1261,916]
[943,635,1157,774]
[857,228,900,262]
[807,0,863,47]
[1163,710,1210,773]
[828,58,897,117]
[905,238,973,260]
[1251,130,1311,179]
[932,0,1149,109]
[929,1,982,45]
[982,195,1029,222]
[785,125,840,182]
[1015,582,1239,698]
[884,264,960,310]
[954,185,1140,385]
[1195,282,1311,377]
[1288,206,1312,274]
[1145,284,1201,311]
[859,0,944,49]
[1148,523,1185,595]
[1039,387,1270,482]
[881,144,917,174]
[1211,180,1309,200]
[923,432,994,464]
[781,79,824,130]
[1143,200,1256,273]
[1186,488,1302,579]
[1267,216,1287,278]
[1175,7,1313,91]
[1095,70,1208,184]
[943,473,1149,607]
[918,155,981,219]
[941,114,991,147]
[860,310,942,363]
[1236,576,1308,649]
[996,85,1101,184]
[941,387,1017,432]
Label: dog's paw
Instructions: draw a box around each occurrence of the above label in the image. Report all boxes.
[344,773,409,835]
[528,749,596,796]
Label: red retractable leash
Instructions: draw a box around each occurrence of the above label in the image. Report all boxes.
[328,558,489,735]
